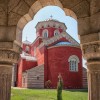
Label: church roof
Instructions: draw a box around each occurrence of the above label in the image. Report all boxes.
[36,19,65,27]
[55,42,72,46]
[38,32,80,48]
[20,52,37,61]
[25,64,44,72]
[23,40,32,45]
[35,19,67,32]
[45,18,59,22]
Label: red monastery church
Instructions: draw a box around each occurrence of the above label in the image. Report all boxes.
[16,19,83,89]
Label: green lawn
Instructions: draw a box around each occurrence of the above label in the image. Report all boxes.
[11,88,88,100]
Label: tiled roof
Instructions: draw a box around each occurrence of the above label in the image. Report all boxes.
[20,52,37,61]
[23,40,32,45]
[38,32,80,48]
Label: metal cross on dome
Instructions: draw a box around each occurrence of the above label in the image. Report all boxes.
[50,15,53,19]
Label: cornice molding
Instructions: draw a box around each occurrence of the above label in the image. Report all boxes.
[36,20,67,32]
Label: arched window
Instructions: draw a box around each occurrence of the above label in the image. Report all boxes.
[68,55,79,72]
[54,30,60,36]
[42,29,48,38]
[25,46,30,53]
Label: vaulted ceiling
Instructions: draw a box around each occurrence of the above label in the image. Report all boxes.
[0,0,90,26]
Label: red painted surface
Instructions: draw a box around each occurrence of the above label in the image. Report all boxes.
[31,37,43,56]
[47,46,82,89]
[36,47,44,65]
[22,60,37,71]
[17,59,23,87]
[17,59,37,87]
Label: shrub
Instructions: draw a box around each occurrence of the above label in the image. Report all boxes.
[57,74,63,100]
[45,80,52,89]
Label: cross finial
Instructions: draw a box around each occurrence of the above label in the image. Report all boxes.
[50,15,53,19]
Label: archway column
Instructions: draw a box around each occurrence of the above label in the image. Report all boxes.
[0,41,21,100]
[0,65,12,100]
[87,61,100,100]
[80,32,100,100]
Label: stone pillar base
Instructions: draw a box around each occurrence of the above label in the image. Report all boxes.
[0,64,12,100]
[87,61,100,100]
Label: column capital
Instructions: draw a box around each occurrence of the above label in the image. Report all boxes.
[79,32,100,61]
[0,40,22,64]
[0,49,20,64]
[81,41,100,60]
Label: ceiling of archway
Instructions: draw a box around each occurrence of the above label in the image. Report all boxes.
[0,0,90,26]
[60,0,89,8]
[60,0,90,18]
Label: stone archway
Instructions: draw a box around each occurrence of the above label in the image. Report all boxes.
[16,0,77,43]
[0,0,99,100]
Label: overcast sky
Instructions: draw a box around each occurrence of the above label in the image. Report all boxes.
[22,6,86,67]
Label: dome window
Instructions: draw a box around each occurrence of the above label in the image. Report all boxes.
[25,46,30,53]
[54,30,60,36]
[42,29,48,38]
[42,26,44,28]
[53,25,55,27]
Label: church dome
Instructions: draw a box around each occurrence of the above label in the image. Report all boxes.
[35,19,67,38]
[35,19,67,32]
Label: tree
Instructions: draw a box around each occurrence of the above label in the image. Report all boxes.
[57,73,63,100]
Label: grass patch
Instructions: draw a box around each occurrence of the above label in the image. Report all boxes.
[11,88,88,100]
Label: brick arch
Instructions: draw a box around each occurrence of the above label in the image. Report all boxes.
[16,0,78,43]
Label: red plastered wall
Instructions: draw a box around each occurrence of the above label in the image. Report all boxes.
[17,59,37,87]
[36,46,45,65]
[31,38,43,56]
[22,60,37,71]
[47,46,83,89]
[17,59,23,87]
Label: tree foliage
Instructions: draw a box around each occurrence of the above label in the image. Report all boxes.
[57,74,63,100]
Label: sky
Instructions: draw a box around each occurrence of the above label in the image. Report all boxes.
[22,6,86,67]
